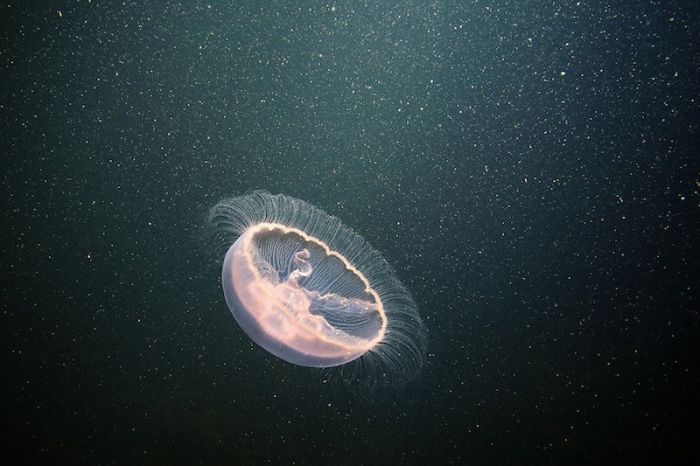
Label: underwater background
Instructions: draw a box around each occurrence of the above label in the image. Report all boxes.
[2,1,698,464]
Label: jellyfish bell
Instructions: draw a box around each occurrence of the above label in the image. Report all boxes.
[221,223,387,368]
[207,191,427,386]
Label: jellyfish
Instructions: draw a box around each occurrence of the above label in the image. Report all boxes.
[207,191,427,384]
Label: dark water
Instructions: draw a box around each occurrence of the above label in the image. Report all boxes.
[2,1,698,465]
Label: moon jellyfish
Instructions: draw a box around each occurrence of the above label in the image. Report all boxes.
[207,191,427,385]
